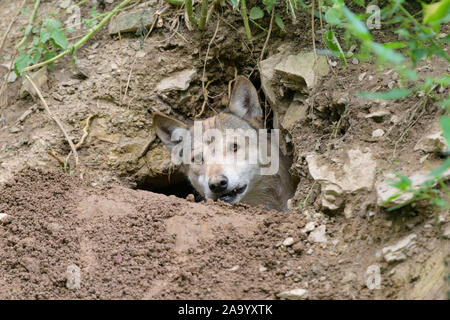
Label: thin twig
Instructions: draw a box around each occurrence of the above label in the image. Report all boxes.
[200,17,220,115]
[196,79,213,118]
[25,74,79,168]
[47,150,65,166]
[259,3,275,64]
[65,114,95,164]
[311,0,317,58]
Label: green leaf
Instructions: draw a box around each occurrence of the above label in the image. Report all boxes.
[433,198,449,207]
[43,18,62,31]
[323,30,347,67]
[325,7,341,25]
[396,66,418,81]
[440,116,450,146]
[390,172,412,191]
[14,53,32,76]
[229,0,239,9]
[249,7,264,20]
[423,0,450,29]
[370,42,405,64]
[40,29,51,44]
[437,96,450,110]
[342,5,371,41]
[384,42,407,49]
[274,13,285,30]
[263,0,275,13]
[90,6,100,19]
[435,75,450,86]
[428,158,450,180]
[357,88,412,100]
[50,28,68,50]
[412,48,428,64]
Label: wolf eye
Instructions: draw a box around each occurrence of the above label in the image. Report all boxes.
[231,143,239,152]
[191,153,203,164]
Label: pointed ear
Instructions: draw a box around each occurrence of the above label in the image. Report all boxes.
[153,113,188,149]
[229,76,262,122]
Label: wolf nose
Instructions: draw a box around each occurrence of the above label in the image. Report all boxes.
[209,175,228,193]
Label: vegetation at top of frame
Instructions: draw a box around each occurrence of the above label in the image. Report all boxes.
[14,3,107,76]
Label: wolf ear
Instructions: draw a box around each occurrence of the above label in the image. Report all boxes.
[229,76,262,123]
[153,113,188,150]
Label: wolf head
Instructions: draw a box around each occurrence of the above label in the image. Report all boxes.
[153,76,267,203]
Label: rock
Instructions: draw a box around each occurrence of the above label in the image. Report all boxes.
[20,67,48,98]
[73,59,90,79]
[21,257,40,273]
[260,51,289,111]
[283,237,295,247]
[259,266,268,272]
[108,8,155,34]
[414,131,447,153]
[308,225,327,243]
[9,126,22,133]
[382,234,417,263]
[372,129,385,138]
[0,213,8,222]
[292,242,303,254]
[7,71,17,83]
[303,221,316,233]
[321,183,344,210]
[376,170,450,208]
[157,69,196,93]
[59,0,71,9]
[228,265,239,271]
[358,72,367,81]
[306,149,376,210]
[443,224,450,239]
[275,52,329,90]
[365,110,390,122]
[281,100,308,129]
[66,264,81,290]
[259,49,328,135]
[277,288,308,300]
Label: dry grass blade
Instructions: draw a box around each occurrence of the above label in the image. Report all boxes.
[24,74,79,168]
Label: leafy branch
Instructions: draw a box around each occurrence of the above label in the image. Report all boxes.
[16,0,133,75]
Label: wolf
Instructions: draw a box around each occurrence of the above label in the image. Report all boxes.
[153,76,296,211]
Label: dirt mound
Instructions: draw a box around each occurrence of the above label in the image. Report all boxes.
[0,169,448,299]
[0,169,298,299]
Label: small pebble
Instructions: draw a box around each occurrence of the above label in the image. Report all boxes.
[283,237,295,247]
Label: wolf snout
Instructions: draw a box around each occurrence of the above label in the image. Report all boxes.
[208,174,228,193]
